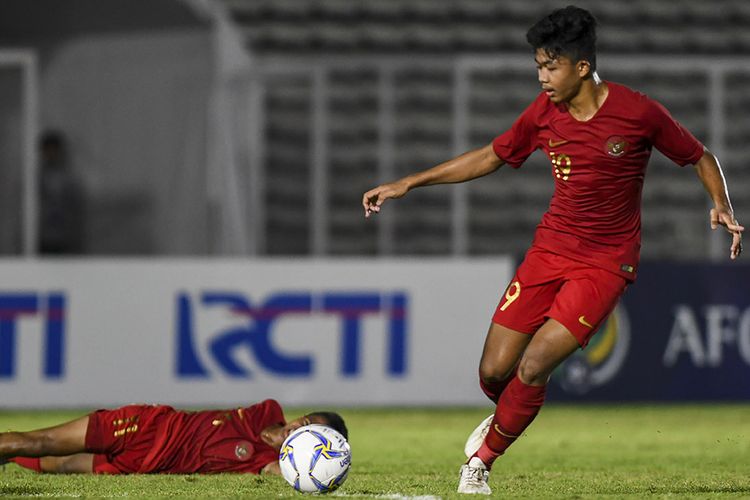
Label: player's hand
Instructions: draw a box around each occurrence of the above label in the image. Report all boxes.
[362,181,409,218]
[710,207,744,259]
[261,461,281,475]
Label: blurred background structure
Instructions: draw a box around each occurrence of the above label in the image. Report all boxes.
[0,0,748,409]
[0,0,748,258]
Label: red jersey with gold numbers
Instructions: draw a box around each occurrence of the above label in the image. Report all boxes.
[87,399,285,474]
[492,81,704,280]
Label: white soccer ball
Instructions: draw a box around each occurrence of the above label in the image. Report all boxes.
[278,424,351,493]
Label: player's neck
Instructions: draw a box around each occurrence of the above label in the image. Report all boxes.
[566,73,607,122]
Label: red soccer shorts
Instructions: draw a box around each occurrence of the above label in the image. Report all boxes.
[492,246,628,347]
[85,404,173,474]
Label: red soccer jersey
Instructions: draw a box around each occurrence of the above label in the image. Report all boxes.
[492,81,704,280]
[137,399,285,474]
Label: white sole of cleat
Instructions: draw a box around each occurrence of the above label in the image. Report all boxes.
[463,414,494,458]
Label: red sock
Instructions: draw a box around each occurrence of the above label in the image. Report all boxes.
[10,457,42,472]
[479,377,503,403]
[476,377,546,468]
[478,366,518,403]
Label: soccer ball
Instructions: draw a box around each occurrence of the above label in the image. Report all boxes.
[279,424,351,493]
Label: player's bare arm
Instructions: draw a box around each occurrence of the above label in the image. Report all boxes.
[693,149,744,259]
[260,460,281,475]
[256,412,330,477]
[362,144,505,217]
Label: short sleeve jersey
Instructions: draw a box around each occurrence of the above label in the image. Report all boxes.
[139,399,285,474]
[492,81,704,279]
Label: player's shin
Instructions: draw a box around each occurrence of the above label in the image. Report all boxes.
[475,377,547,468]
[478,365,519,403]
[0,432,54,459]
[0,432,34,460]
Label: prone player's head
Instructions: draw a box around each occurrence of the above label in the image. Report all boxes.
[306,411,348,440]
[526,6,598,103]
[267,411,349,449]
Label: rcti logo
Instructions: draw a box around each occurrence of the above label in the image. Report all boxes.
[176,291,408,378]
[555,306,630,394]
[0,293,66,378]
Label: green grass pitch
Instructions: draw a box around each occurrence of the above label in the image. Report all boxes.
[1,405,749,498]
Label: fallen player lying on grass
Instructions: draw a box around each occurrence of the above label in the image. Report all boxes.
[0,399,347,475]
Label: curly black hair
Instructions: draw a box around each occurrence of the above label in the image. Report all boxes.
[526,6,598,71]
[308,411,349,440]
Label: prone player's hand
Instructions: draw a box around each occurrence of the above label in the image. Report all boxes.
[362,181,409,218]
[710,207,744,259]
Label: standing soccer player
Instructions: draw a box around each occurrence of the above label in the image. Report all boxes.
[362,5,743,495]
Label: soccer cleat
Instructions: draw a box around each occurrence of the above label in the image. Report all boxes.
[457,456,491,495]
[464,414,494,458]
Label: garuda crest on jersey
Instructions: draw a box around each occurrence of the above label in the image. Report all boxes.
[605,135,628,157]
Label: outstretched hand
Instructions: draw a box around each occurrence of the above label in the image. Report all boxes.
[710,207,744,259]
[362,181,409,218]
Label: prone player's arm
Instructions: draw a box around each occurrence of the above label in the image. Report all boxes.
[693,148,744,259]
[261,460,281,475]
[362,143,505,217]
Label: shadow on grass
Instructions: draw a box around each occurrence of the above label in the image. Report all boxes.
[658,485,750,495]
[0,486,46,496]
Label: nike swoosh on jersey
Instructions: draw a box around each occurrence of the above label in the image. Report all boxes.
[548,138,570,148]
[578,315,594,328]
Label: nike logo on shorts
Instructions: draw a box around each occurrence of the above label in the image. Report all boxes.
[578,315,594,329]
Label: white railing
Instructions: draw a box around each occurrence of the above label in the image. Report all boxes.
[0,49,38,256]
[249,54,748,259]
[8,48,746,258]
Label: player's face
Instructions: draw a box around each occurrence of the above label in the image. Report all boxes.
[535,49,586,104]
[264,414,331,449]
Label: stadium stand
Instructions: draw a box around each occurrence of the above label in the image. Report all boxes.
[226,0,750,55]
[222,0,750,259]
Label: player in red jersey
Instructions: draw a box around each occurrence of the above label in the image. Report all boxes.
[0,399,347,475]
[362,5,743,495]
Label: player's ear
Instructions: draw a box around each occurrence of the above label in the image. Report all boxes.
[577,60,591,78]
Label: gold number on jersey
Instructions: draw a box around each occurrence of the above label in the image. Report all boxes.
[549,152,572,181]
[112,416,140,437]
[113,424,138,437]
[500,281,521,311]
